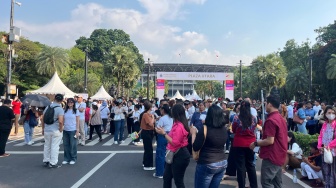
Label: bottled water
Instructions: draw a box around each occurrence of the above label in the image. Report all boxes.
[293,169,298,183]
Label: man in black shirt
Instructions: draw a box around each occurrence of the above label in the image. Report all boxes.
[0,99,15,157]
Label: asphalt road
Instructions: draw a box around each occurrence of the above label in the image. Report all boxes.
[0,127,312,188]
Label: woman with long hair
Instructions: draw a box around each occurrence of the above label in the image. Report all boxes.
[191,104,228,187]
[153,104,173,178]
[318,106,336,187]
[156,104,190,188]
[232,101,258,188]
[88,102,103,142]
[23,105,39,145]
[141,101,156,170]
[113,102,125,144]
[62,98,80,165]
[282,132,303,172]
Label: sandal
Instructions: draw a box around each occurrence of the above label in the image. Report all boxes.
[0,153,10,157]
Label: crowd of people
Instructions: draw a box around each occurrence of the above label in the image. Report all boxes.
[1,92,336,188]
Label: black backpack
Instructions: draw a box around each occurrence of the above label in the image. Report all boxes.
[43,105,60,125]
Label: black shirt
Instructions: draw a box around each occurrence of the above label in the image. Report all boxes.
[193,125,227,164]
[0,106,15,130]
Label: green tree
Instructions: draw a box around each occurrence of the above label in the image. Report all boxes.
[63,69,101,96]
[326,54,336,79]
[35,46,70,76]
[249,53,287,95]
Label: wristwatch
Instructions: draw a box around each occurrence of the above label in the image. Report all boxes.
[254,141,258,147]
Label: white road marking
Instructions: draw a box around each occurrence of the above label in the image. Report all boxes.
[283,172,312,188]
[85,134,109,146]
[119,137,133,146]
[14,136,44,146]
[6,150,147,154]
[102,137,115,146]
[32,142,44,146]
[71,153,116,188]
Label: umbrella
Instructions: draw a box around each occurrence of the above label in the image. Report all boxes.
[21,94,51,107]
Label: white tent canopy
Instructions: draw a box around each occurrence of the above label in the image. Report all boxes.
[189,90,202,100]
[90,85,113,100]
[28,72,76,98]
[171,90,186,100]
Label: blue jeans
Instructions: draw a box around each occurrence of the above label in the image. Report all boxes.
[23,121,34,143]
[155,134,168,176]
[114,119,125,141]
[195,160,227,188]
[63,130,77,162]
[297,121,307,134]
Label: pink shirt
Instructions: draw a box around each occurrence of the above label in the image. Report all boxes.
[318,120,336,150]
[167,121,189,152]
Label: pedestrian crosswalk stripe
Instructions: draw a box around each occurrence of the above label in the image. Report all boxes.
[32,142,44,146]
[120,137,133,146]
[14,136,44,146]
[86,135,109,146]
[102,137,115,146]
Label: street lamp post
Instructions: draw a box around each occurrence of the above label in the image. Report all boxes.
[84,47,88,93]
[146,58,151,99]
[7,0,21,99]
[239,60,242,98]
[309,50,313,100]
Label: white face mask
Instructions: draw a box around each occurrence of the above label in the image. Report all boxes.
[327,114,336,121]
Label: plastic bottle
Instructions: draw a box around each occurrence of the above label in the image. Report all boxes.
[293,169,298,183]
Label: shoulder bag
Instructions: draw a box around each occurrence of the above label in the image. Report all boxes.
[165,148,180,164]
[293,113,304,124]
[192,125,208,161]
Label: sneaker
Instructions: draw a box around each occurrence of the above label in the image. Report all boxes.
[153,173,163,179]
[27,141,34,145]
[144,167,156,171]
[43,162,49,167]
[225,150,229,154]
[114,141,118,144]
[0,153,10,158]
[69,161,76,165]
[120,140,125,144]
[80,142,85,146]
[49,164,61,168]
[62,161,69,165]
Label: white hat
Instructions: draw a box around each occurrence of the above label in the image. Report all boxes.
[92,102,97,105]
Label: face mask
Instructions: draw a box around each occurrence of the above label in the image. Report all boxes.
[327,114,336,121]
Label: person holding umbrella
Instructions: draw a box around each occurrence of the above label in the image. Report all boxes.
[23,105,39,145]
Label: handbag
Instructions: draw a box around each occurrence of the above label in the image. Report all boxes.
[324,148,333,164]
[192,125,208,161]
[293,113,304,124]
[18,115,26,125]
[165,148,180,164]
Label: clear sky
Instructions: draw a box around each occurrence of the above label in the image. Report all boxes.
[1,0,336,66]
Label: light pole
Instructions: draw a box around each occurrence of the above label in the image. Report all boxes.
[239,60,242,98]
[309,50,313,100]
[7,0,21,99]
[146,58,152,99]
[84,47,88,93]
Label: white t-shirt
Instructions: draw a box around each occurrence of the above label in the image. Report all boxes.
[250,107,258,118]
[287,105,294,119]
[313,105,321,114]
[157,114,173,132]
[76,102,86,120]
[290,143,303,159]
[64,109,80,131]
[99,106,110,119]
[133,111,140,123]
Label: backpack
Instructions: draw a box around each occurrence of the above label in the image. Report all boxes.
[29,110,38,127]
[85,107,90,122]
[44,105,60,125]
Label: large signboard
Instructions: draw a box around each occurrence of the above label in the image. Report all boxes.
[156,72,233,81]
[156,72,234,101]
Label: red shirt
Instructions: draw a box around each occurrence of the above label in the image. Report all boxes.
[259,111,288,166]
[12,101,22,115]
[167,121,189,152]
[232,115,257,147]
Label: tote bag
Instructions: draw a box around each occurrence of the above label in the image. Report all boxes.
[293,113,304,124]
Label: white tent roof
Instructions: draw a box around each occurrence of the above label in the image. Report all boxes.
[189,90,202,100]
[171,90,186,100]
[28,72,76,98]
[90,86,113,100]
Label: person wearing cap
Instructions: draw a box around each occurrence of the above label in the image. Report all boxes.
[75,95,87,146]
[99,101,110,134]
[42,94,65,168]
